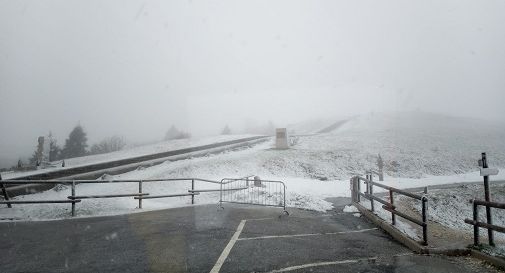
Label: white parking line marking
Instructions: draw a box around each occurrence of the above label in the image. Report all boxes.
[243,217,275,221]
[237,227,378,241]
[265,257,378,273]
[210,219,247,273]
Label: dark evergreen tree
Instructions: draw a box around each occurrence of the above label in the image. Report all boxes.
[164,125,191,140]
[164,125,180,140]
[62,125,88,159]
[221,125,232,135]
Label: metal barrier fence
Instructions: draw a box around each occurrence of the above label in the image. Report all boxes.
[219,176,288,214]
[465,199,505,246]
[0,175,290,217]
[351,175,429,245]
[0,177,221,217]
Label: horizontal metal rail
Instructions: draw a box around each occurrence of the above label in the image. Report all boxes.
[0,200,81,204]
[359,192,396,209]
[383,205,425,226]
[68,193,149,199]
[356,176,423,200]
[189,187,247,193]
[473,199,505,209]
[464,219,505,233]
[0,178,221,185]
[134,193,200,199]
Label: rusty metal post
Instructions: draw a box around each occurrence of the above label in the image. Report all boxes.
[390,189,395,225]
[138,180,143,209]
[370,175,374,212]
[0,174,11,208]
[71,181,76,217]
[472,199,479,246]
[422,196,428,245]
[357,177,361,202]
[365,174,369,194]
[481,153,494,246]
[191,179,195,205]
[349,177,356,203]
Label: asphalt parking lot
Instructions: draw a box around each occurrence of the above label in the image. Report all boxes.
[0,198,500,273]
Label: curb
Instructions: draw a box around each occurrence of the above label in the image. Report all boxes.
[470,249,505,270]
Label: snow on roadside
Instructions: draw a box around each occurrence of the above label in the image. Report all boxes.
[1,134,260,180]
[402,183,505,243]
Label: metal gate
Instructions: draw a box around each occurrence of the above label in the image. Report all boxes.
[219,176,288,214]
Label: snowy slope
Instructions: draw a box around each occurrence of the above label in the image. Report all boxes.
[295,111,505,178]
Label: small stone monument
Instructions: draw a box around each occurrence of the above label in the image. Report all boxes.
[275,128,289,149]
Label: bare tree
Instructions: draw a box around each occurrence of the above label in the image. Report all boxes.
[90,136,127,155]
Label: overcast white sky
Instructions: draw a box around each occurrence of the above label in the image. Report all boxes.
[1,0,505,167]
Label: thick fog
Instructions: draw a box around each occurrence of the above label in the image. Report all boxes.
[1,0,505,167]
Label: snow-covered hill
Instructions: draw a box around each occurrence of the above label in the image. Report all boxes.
[3,111,505,220]
[151,112,505,180]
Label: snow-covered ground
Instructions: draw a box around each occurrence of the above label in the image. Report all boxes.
[0,134,259,180]
[1,112,504,226]
[400,183,505,243]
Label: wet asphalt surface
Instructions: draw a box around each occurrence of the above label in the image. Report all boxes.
[0,198,501,273]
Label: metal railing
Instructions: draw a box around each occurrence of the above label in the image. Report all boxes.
[366,169,384,182]
[465,199,505,246]
[219,176,288,214]
[0,177,221,217]
[351,175,429,245]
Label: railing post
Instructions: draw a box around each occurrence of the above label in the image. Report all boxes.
[350,178,355,202]
[0,174,12,208]
[71,181,76,217]
[481,152,494,246]
[357,177,361,202]
[191,179,195,205]
[422,196,428,245]
[138,180,143,209]
[370,175,374,212]
[389,189,395,225]
[472,199,479,246]
[219,179,223,209]
[283,183,287,212]
[365,174,369,194]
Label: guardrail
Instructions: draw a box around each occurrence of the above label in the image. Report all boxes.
[0,177,222,217]
[219,176,288,214]
[2,136,268,182]
[465,199,505,246]
[351,175,429,245]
